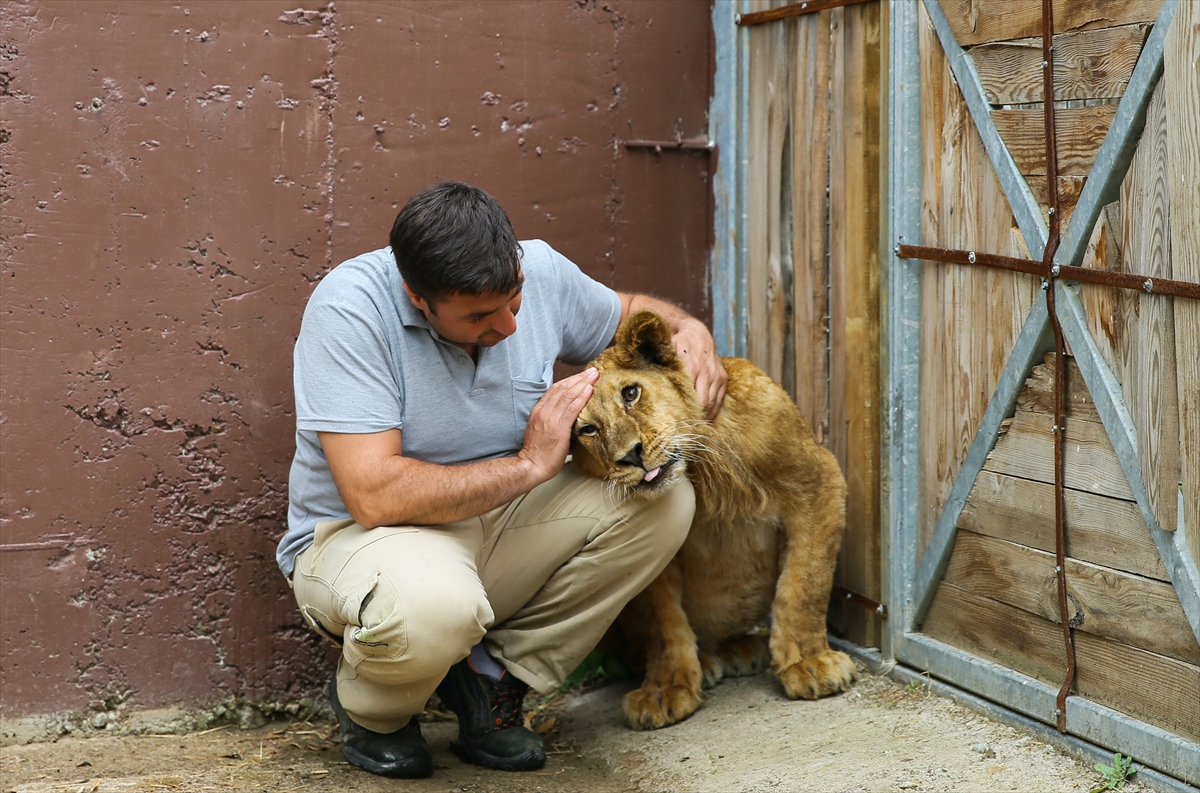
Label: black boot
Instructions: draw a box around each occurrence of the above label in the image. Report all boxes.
[328,676,433,779]
[435,658,546,771]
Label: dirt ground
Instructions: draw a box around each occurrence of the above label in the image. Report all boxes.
[1,659,1156,793]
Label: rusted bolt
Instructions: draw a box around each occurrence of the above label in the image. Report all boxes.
[1143,279,1154,293]
[1051,264,1061,277]
[967,251,976,264]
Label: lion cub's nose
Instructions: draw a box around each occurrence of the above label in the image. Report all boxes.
[617,442,644,469]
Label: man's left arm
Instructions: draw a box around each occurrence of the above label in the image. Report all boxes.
[617,292,727,420]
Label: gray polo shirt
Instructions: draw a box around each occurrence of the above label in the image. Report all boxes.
[277,240,621,577]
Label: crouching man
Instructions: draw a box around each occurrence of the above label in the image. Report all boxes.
[276,181,726,778]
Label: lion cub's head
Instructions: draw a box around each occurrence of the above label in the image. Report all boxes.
[571,310,705,498]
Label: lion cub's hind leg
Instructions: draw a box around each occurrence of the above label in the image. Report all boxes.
[699,634,771,689]
[622,565,706,730]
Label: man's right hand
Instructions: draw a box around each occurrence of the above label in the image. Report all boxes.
[518,367,599,484]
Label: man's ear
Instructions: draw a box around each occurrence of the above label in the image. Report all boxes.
[403,283,436,316]
[613,310,681,370]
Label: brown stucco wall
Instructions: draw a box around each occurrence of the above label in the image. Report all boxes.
[0,0,713,722]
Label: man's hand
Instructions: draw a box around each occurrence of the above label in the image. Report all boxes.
[670,319,727,421]
[618,293,727,420]
[518,367,599,483]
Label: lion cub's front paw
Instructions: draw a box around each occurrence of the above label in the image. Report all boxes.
[622,684,704,730]
[776,649,858,700]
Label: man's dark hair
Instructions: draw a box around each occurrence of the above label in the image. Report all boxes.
[389,181,522,308]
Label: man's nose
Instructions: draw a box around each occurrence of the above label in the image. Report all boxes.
[493,308,517,337]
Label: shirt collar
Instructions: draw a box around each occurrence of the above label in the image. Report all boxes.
[395,280,431,330]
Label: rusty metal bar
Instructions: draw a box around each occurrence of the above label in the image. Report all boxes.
[1055,265,1200,300]
[1040,0,1077,736]
[832,584,889,619]
[622,138,715,153]
[897,245,1043,277]
[897,245,1200,301]
[736,0,874,26]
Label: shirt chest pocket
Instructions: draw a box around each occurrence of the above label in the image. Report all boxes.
[511,360,554,425]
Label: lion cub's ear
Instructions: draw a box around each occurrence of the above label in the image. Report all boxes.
[614,310,681,371]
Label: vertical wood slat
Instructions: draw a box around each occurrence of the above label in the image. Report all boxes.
[745,1,791,382]
[1119,85,1179,535]
[917,3,1035,557]
[827,1,882,647]
[1165,0,1200,557]
[790,9,832,444]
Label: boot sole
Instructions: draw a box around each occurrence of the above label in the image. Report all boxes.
[450,740,546,772]
[343,745,433,779]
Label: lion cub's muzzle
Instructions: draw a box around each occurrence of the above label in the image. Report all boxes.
[611,441,684,495]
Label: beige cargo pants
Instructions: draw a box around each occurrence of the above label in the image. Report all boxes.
[291,465,694,733]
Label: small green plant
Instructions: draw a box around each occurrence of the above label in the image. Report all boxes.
[559,649,633,691]
[1089,752,1137,792]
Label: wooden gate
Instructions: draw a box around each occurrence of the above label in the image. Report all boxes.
[714,0,1200,786]
[885,0,1200,785]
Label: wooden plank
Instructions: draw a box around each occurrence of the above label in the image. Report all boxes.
[1118,83,1179,534]
[938,0,1162,48]
[925,581,1200,743]
[1165,0,1200,558]
[959,470,1169,581]
[789,9,832,445]
[745,0,791,381]
[828,6,849,471]
[942,530,1200,665]
[972,25,1149,105]
[986,409,1134,500]
[1015,353,1102,423]
[1077,206,1124,375]
[828,1,882,648]
[1025,175,1087,225]
[918,1,952,551]
[991,105,1117,177]
[917,3,1036,553]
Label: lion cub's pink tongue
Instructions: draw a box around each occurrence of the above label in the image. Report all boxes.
[643,466,662,483]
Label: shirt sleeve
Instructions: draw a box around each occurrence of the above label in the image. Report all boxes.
[541,244,622,365]
[293,294,404,434]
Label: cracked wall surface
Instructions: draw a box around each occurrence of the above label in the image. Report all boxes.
[0,1,712,721]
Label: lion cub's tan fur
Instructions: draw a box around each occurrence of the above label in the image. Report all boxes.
[571,310,857,730]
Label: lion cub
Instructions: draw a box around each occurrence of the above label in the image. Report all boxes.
[571,310,857,730]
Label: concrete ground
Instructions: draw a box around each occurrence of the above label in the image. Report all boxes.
[1,658,1166,793]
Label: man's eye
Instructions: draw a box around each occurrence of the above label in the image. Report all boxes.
[577,424,598,436]
[621,384,640,405]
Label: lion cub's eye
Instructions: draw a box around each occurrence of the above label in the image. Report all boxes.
[577,424,598,436]
[621,384,640,406]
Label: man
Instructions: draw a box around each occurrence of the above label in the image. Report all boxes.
[277,181,726,779]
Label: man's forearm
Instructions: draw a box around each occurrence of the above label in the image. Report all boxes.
[346,453,541,528]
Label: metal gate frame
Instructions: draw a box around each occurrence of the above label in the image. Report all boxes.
[712,0,1200,787]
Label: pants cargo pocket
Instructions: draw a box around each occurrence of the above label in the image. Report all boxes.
[340,569,409,669]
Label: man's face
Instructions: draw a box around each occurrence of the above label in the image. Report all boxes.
[404,280,523,348]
